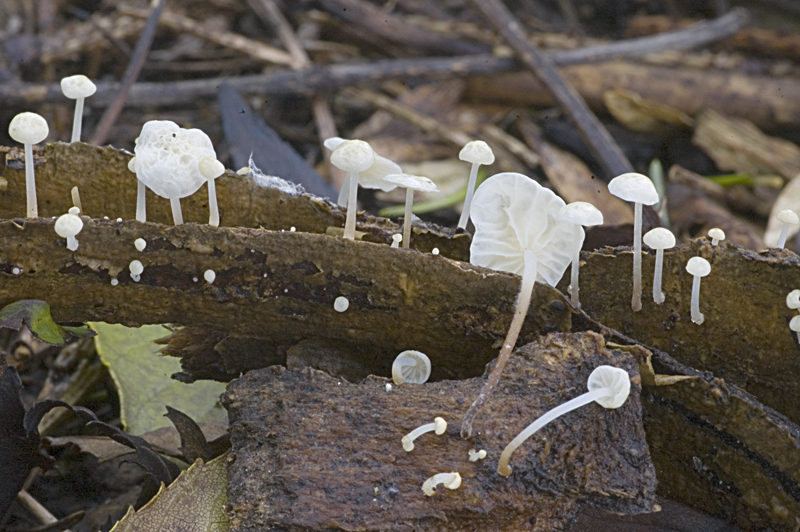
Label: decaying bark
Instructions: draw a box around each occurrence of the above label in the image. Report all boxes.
[221,332,656,532]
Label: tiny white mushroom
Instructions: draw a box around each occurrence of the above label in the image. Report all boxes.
[608,173,659,312]
[776,210,799,249]
[385,383,392,392]
[204,269,216,283]
[643,228,676,305]
[54,210,83,251]
[324,137,400,207]
[110,278,119,286]
[498,365,630,477]
[422,472,461,496]
[9,112,49,218]
[402,417,446,451]
[787,289,800,310]
[60,74,96,143]
[556,202,603,308]
[458,140,495,230]
[134,238,147,252]
[468,449,487,462]
[198,156,225,227]
[686,257,711,325]
[12,268,20,275]
[432,248,439,255]
[334,296,349,312]
[708,228,725,247]
[129,260,144,282]
[392,350,431,385]
[330,140,375,240]
[390,234,402,248]
[383,173,440,249]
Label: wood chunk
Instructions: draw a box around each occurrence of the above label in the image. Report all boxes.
[221,332,656,532]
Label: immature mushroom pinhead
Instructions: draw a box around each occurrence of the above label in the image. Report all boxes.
[643,227,676,305]
[686,257,711,325]
[608,172,659,312]
[457,140,495,230]
[330,140,375,240]
[776,210,799,249]
[556,202,603,308]
[198,156,225,227]
[708,228,725,247]
[382,173,440,248]
[60,74,96,143]
[9,112,49,219]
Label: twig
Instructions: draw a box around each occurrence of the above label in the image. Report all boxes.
[15,490,76,532]
[89,0,166,146]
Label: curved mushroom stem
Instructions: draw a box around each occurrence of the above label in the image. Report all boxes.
[461,250,537,439]
[66,236,79,251]
[653,248,665,304]
[24,143,37,218]
[690,274,704,324]
[343,171,359,239]
[71,97,85,143]
[777,223,790,248]
[208,179,219,227]
[569,224,581,308]
[337,173,351,207]
[457,162,480,230]
[632,202,643,312]
[170,197,184,225]
[497,386,612,477]
[136,180,146,222]
[402,188,413,249]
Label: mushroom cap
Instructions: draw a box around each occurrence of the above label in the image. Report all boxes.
[330,140,375,173]
[129,260,144,275]
[325,137,398,191]
[60,74,97,99]
[459,140,495,165]
[127,157,136,173]
[198,156,225,181]
[791,315,800,333]
[777,209,799,225]
[587,366,631,409]
[607,172,659,205]
[708,228,726,241]
[643,227,676,249]
[134,120,216,199]
[686,256,711,277]
[392,350,431,385]
[9,112,49,145]
[68,206,80,215]
[787,289,800,310]
[470,172,577,286]
[382,173,439,193]
[54,213,83,238]
[557,201,603,227]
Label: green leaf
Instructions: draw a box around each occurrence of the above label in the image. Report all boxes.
[0,300,94,345]
[90,322,227,436]
[110,452,229,532]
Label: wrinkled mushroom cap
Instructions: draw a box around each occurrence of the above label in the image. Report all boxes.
[686,256,711,277]
[198,156,225,181]
[587,366,631,409]
[470,172,577,286]
[383,173,439,193]
[60,75,97,99]
[9,112,49,145]
[459,140,495,165]
[54,213,83,238]
[325,137,398,191]
[787,289,800,310]
[643,227,676,249]
[557,201,603,227]
[608,172,659,205]
[778,209,799,225]
[708,228,725,241]
[330,140,375,173]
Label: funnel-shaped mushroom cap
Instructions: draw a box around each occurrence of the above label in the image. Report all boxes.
[557,201,603,227]
[199,156,225,181]
[587,366,631,408]
[643,227,676,249]
[325,137,399,191]
[608,172,659,205]
[686,256,711,277]
[392,350,431,384]
[60,75,97,99]
[459,140,495,165]
[778,209,799,225]
[134,120,216,199]
[9,112,49,145]
[54,213,83,238]
[330,140,375,173]
[383,173,439,193]
[470,172,576,286]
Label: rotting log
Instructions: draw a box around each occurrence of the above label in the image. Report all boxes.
[221,332,656,532]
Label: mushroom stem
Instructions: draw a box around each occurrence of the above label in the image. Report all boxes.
[653,248,665,304]
[632,202,643,311]
[170,197,184,225]
[71,97,85,143]
[778,223,790,249]
[66,236,78,251]
[569,224,581,307]
[402,187,413,249]
[337,173,351,207]
[690,273,704,325]
[498,386,612,477]
[457,162,479,230]
[343,171,359,239]
[461,249,537,438]
[136,180,146,222]
[24,143,37,218]
[208,179,219,227]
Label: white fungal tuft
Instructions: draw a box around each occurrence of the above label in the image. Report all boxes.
[246,154,304,195]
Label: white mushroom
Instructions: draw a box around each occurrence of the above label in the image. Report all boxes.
[204,269,216,284]
[608,173,659,312]
[330,140,375,240]
[334,296,349,312]
[134,238,147,252]
[686,257,711,325]
[198,156,225,227]
[324,137,400,207]
[382,173,440,249]
[402,417,446,452]
[54,209,83,251]
[9,112,49,218]
[643,227,676,305]
[129,260,144,282]
[708,228,725,247]
[776,210,799,249]
[468,449,487,462]
[60,74,96,143]
[787,289,800,310]
[457,140,495,230]
[498,365,630,477]
[422,472,461,496]
[556,202,603,308]
[392,350,431,385]
[390,234,402,248]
